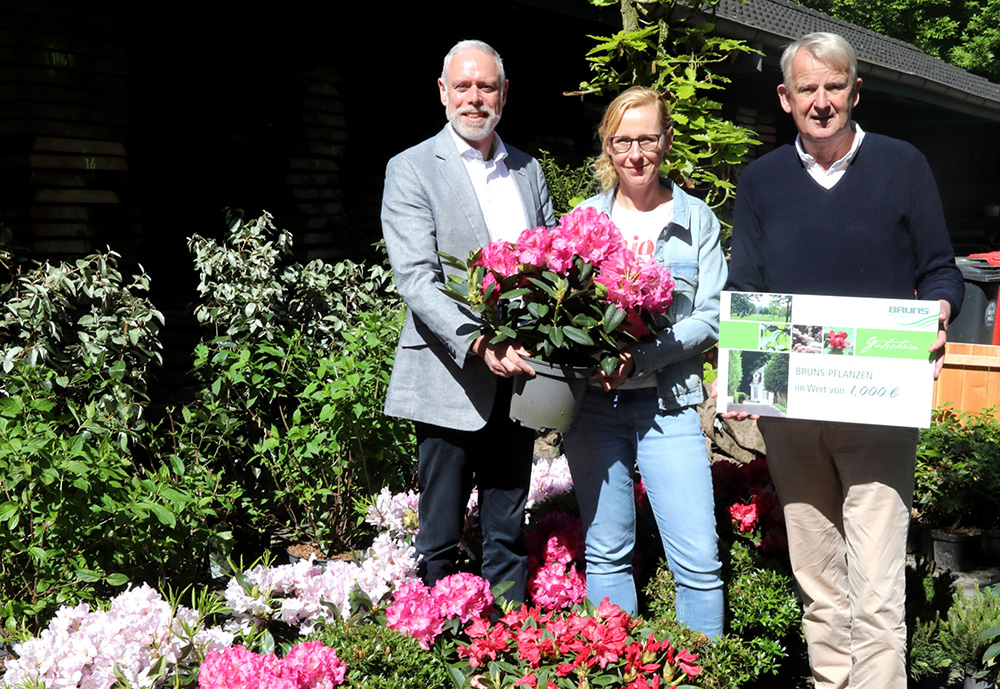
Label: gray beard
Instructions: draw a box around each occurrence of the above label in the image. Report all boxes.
[449,108,501,143]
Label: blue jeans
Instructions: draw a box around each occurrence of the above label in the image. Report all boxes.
[564,387,724,637]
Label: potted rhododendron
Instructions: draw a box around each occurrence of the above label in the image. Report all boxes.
[440,207,674,430]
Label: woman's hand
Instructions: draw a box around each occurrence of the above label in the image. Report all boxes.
[591,350,635,392]
[710,379,758,420]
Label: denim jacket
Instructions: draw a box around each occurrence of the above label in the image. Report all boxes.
[577,180,727,411]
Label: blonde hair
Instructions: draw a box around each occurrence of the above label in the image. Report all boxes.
[593,87,672,192]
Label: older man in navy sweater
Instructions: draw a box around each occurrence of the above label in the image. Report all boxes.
[728,32,963,689]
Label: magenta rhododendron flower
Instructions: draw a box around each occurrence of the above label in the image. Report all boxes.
[199,642,346,689]
[595,248,674,314]
[554,206,623,266]
[386,573,495,649]
[516,227,555,267]
[729,502,759,533]
[430,572,495,623]
[476,241,520,277]
[524,511,587,611]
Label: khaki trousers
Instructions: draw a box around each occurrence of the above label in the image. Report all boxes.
[757,418,917,689]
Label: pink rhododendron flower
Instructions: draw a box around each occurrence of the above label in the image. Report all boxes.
[386,573,494,649]
[595,249,674,314]
[516,227,555,267]
[729,502,759,533]
[476,241,520,278]
[430,572,495,623]
[199,642,346,689]
[554,206,623,266]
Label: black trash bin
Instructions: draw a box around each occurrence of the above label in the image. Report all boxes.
[950,256,1000,344]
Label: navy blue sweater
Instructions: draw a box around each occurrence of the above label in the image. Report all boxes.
[728,133,964,316]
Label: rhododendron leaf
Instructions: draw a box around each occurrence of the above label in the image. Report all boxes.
[549,327,565,348]
[602,303,623,329]
[106,573,128,586]
[498,325,518,340]
[441,283,470,300]
[527,302,550,319]
[578,260,594,282]
[527,277,557,298]
[258,629,276,655]
[447,666,468,687]
[562,327,594,346]
[601,355,619,377]
[436,251,468,270]
[502,288,532,300]
[571,314,598,328]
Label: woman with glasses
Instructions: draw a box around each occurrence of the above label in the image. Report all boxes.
[563,86,726,637]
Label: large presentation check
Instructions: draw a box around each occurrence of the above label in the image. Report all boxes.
[716,291,939,428]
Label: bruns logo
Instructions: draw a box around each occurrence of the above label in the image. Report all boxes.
[888,304,938,330]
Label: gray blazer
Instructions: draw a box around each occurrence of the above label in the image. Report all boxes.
[381,125,555,431]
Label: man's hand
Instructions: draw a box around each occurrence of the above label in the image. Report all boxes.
[710,378,759,420]
[930,299,951,380]
[472,336,535,377]
[590,350,634,392]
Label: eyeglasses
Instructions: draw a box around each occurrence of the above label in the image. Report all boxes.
[607,130,666,153]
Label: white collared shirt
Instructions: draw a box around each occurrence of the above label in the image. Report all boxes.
[794,122,866,189]
[448,126,528,243]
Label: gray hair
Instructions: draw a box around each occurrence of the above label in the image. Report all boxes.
[780,32,857,85]
[441,40,506,87]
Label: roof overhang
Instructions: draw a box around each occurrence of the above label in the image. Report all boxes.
[714,0,1000,122]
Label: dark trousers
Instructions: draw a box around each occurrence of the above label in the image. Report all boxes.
[414,378,534,604]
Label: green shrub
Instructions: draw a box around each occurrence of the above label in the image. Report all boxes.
[644,539,802,688]
[537,151,598,216]
[915,409,1000,530]
[0,248,235,633]
[940,585,1000,674]
[172,212,414,556]
[311,621,451,689]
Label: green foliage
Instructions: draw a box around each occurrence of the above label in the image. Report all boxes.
[975,622,1000,687]
[172,212,414,555]
[0,248,234,633]
[794,0,1000,81]
[537,151,599,216]
[905,557,956,683]
[312,622,452,689]
[729,293,755,319]
[644,539,802,687]
[940,585,1000,673]
[763,353,789,393]
[759,324,791,351]
[914,408,1000,529]
[727,348,742,396]
[573,0,760,220]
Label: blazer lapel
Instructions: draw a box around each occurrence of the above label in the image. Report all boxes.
[508,161,535,229]
[433,126,492,248]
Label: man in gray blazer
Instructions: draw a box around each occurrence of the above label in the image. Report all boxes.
[381,39,556,603]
